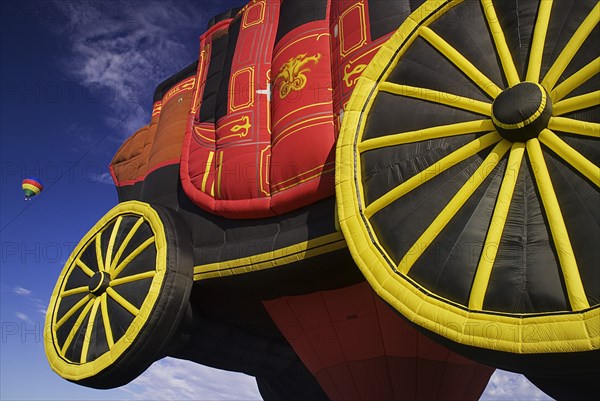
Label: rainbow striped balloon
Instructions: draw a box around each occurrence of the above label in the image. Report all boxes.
[22,177,43,200]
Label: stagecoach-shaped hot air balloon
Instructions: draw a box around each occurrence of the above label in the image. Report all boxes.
[45,1,599,399]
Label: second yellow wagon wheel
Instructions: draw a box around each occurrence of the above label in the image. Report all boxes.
[336,0,599,377]
[44,201,193,388]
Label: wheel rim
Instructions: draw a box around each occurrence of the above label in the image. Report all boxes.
[45,202,168,380]
[336,0,599,354]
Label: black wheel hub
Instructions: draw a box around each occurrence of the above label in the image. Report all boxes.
[88,271,111,295]
[492,82,553,142]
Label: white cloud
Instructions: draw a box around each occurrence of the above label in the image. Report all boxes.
[13,286,32,296]
[88,172,115,185]
[16,312,33,324]
[481,370,553,401]
[120,357,262,401]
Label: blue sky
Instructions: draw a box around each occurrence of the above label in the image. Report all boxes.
[0,1,552,400]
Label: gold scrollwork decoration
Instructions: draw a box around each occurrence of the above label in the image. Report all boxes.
[274,53,321,99]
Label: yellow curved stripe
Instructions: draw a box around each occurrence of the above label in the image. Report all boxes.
[75,259,95,277]
[549,116,600,138]
[60,286,89,298]
[552,90,600,116]
[539,129,600,187]
[365,132,502,218]
[527,139,590,311]
[359,119,496,152]
[106,288,140,316]
[111,236,155,279]
[492,83,548,129]
[551,57,600,102]
[469,143,525,310]
[80,297,101,363]
[60,299,94,356]
[378,82,492,116]
[526,0,553,82]
[104,216,122,272]
[54,294,93,331]
[201,151,214,193]
[110,271,155,287]
[481,0,520,86]
[419,26,501,98]
[109,217,145,272]
[398,139,511,274]
[22,183,41,194]
[100,294,114,348]
[542,2,600,91]
[95,233,104,273]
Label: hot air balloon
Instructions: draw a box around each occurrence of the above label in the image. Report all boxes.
[22,177,43,200]
[44,0,598,400]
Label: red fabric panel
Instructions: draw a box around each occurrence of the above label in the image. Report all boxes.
[263,282,494,400]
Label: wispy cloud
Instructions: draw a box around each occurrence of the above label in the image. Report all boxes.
[13,286,32,296]
[16,312,33,324]
[49,1,222,136]
[121,357,262,400]
[88,172,115,185]
[12,285,47,315]
[481,370,553,400]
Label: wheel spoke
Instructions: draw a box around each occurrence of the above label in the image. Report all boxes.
[106,287,140,316]
[419,26,501,98]
[80,297,101,363]
[548,117,600,138]
[95,232,104,272]
[359,119,495,152]
[59,298,94,356]
[55,294,93,331]
[365,132,502,218]
[552,91,600,116]
[527,139,590,311]
[60,286,89,298]
[111,236,155,279]
[378,82,492,116]
[542,2,600,91]
[109,217,145,273]
[104,216,122,273]
[480,0,520,86]
[398,139,511,274]
[76,259,95,277]
[110,271,155,287]
[469,143,525,309]
[539,129,600,187]
[551,57,600,102]
[100,294,114,348]
[526,0,553,82]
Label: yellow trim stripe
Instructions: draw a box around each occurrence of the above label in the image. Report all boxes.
[109,217,144,272]
[419,26,501,98]
[469,143,525,309]
[527,139,590,311]
[106,288,140,316]
[365,132,502,218]
[110,271,156,287]
[526,0,553,82]
[551,57,600,102]
[193,232,346,280]
[378,82,492,116]
[539,129,600,187]
[359,119,495,152]
[398,140,511,274]
[216,151,223,199]
[104,216,122,273]
[100,294,114,348]
[542,2,600,91]
[60,299,94,356]
[481,0,520,86]
[201,151,214,193]
[80,297,101,363]
[552,90,600,116]
[548,116,600,138]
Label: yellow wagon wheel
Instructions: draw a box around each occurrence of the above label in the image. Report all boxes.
[336,0,599,376]
[45,201,193,388]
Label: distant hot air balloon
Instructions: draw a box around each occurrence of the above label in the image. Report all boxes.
[22,177,43,200]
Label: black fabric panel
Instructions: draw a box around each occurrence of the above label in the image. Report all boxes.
[112,279,153,310]
[63,263,92,292]
[526,373,600,401]
[207,7,242,29]
[55,292,87,346]
[116,181,142,203]
[107,296,135,343]
[64,311,91,362]
[139,165,180,208]
[368,0,425,41]
[199,33,230,123]
[99,220,115,265]
[362,91,484,141]
[152,61,198,103]
[361,135,478,205]
[86,310,109,363]
[215,16,241,122]
[484,159,569,313]
[118,222,153,267]
[369,151,491,264]
[275,0,327,45]
[427,2,506,91]
[408,160,504,306]
[116,244,156,280]
[78,240,100,275]
[544,149,600,306]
